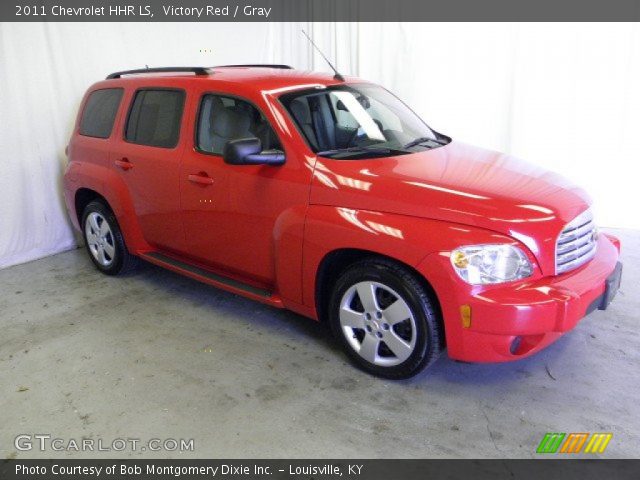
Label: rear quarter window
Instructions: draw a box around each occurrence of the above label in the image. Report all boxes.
[125,89,185,148]
[79,88,124,138]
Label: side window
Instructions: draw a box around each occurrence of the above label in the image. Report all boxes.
[79,88,123,138]
[125,89,185,148]
[197,94,282,155]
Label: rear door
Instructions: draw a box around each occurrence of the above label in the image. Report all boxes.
[110,87,188,254]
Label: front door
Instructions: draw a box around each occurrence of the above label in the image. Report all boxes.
[180,91,311,287]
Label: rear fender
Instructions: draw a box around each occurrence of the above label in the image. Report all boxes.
[70,162,149,253]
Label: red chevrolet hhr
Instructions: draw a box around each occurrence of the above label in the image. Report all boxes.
[63,65,622,378]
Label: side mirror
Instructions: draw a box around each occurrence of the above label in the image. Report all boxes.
[357,95,371,109]
[223,137,285,166]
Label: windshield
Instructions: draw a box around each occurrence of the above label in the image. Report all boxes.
[280,83,450,159]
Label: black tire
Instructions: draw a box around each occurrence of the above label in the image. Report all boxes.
[328,258,442,379]
[81,200,138,276]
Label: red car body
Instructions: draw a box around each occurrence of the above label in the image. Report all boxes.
[63,66,621,363]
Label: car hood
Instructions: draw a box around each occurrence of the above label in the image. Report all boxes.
[309,141,591,270]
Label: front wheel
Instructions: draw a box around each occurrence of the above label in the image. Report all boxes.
[328,259,442,379]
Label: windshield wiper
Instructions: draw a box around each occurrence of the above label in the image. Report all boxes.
[316,146,394,157]
[403,136,447,149]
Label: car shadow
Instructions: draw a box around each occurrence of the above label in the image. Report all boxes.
[130,257,338,349]
[122,256,578,388]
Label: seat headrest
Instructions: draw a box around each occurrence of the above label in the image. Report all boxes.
[290,99,312,124]
[210,99,250,138]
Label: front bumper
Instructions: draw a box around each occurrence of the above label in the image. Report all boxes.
[418,233,622,363]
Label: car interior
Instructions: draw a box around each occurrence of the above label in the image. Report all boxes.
[198,95,282,154]
[288,94,360,152]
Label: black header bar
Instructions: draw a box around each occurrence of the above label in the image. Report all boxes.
[4,0,640,22]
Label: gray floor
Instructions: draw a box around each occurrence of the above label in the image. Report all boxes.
[1,229,638,459]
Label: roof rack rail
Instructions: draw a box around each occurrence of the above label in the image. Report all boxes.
[214,64,293,69]
[106,67,210,79]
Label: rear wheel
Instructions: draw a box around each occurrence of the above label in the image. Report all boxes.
[82,200,138,275]
[328,259,442,379]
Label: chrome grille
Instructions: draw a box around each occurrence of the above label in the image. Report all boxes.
[555,209,597,275]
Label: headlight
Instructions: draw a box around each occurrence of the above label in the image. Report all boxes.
[450,244,533,285]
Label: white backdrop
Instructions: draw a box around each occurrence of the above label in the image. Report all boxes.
[1,22,639,269]
[276,23,640,229]
[0,22,273,269]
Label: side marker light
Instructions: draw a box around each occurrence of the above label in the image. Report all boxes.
[460,305,471,328]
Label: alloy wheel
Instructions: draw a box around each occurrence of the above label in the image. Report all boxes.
[339,281,417,367]
[85,212,116,267]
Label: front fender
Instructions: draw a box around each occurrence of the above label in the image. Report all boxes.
[301,205,538,318]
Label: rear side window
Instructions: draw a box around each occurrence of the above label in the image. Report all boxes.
[125,89,185,148]
[79,88,123,138]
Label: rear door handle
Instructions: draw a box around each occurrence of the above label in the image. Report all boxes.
[188,173,214,185]
[115,158,133,170]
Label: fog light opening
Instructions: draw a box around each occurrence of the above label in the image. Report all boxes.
[510,336,522,355]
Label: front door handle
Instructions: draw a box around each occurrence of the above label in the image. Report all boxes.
[114,158,133,170]
[188,173,214,185]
